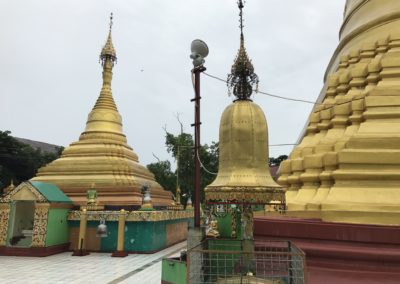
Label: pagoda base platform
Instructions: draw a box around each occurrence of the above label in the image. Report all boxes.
[254,216,400,284]
[0,243,70,257]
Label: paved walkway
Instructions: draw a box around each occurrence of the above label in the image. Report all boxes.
[0,241,186,284]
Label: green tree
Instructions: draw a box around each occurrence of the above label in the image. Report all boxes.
[147,131,219,203]
[147,159,176,194]
[269,155,288,167]
[0,130,62,193]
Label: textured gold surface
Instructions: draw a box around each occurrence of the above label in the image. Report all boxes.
[68,210,193,222]
[205,100,283,203]
[0,204,10,246]
[77,209,87,250]
[116,210,127,251]
[31,204,49,247]
[282,0,400,225]
[31,26,172,206]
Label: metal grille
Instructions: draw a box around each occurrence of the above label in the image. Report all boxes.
[188,240,306,284]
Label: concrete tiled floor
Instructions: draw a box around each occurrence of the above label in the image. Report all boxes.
[0,241,186,284]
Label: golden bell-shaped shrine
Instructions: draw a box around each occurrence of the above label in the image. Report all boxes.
[31,15,173,206]
[205,100,283,204]
[281,0,400,225]
[205,17,283,205]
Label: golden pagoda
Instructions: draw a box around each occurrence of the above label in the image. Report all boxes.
[280,0,400,225]
[32,14,173,206]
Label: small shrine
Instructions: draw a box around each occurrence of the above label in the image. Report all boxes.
[0,181,73,256]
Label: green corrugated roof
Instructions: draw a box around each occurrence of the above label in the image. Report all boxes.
[30,181,72,203]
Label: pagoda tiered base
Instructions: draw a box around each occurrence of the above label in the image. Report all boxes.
[254,216,400,284]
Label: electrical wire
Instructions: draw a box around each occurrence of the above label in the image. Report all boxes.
[202,72,371,114]
[196,149,218,175]
[203,71,320,105]
[191,70,218,175]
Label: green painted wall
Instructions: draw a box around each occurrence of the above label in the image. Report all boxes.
[101,219,189,252]
[123,221,166,252]
[69,218,190,252]
[216,213,241,239]
[100,222,118,252]
[161,259,187,284]
[46,208,69,247]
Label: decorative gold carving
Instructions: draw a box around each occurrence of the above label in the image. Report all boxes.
[242,206,254,240]
[167,204,184,210]
[67,210,194,222]
[205,188,285,204]
[0,204,10,246]
[1,182,47,203]
[206,218,220,238]
[31,205,49,247]
[229,207,238,238]
[80,204,104,211]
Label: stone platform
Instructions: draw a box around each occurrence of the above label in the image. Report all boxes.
[0,241,186,284]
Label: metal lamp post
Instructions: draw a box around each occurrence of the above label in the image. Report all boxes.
[190,39,209,228]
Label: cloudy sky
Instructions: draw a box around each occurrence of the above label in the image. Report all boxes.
[0,0,346,167]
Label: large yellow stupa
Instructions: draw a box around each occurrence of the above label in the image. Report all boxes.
[279,0,400,225]
[32,16,173,206]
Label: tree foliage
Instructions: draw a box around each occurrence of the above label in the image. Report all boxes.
[147,160,176,194]
[0,130,63,192]
[269,155,288,167]
[147,131,218,203]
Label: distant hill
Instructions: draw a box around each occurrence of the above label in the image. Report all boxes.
[14,137,63,154]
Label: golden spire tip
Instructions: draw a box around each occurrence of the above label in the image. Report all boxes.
[100,13,117,64]
[109,12,113,32]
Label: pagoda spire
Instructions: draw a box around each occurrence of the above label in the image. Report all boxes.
[227,0,259,100]
[83,13,123,135]
[93,13,118,112]
[100,12,117,65]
